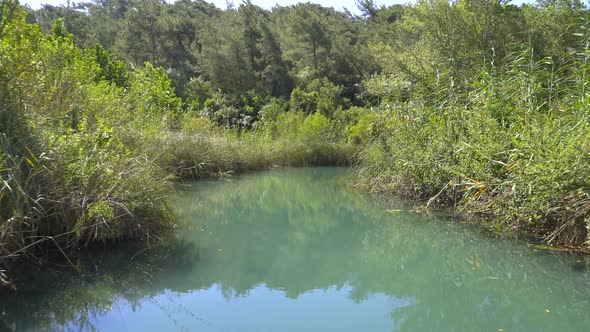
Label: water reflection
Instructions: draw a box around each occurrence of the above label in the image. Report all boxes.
[1,168,589,331]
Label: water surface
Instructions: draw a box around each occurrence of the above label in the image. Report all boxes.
[1,167,589,331]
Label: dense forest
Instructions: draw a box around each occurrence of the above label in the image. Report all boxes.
[1,0,590,285]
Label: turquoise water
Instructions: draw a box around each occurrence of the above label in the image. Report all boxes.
[1,167,589,331]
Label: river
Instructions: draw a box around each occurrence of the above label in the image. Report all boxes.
[1,167,589,331]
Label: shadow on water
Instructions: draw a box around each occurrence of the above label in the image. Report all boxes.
[0,239,202,331]
[1,167,589,331]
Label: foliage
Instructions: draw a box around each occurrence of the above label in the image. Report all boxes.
[93,43,128,87]
[355,1,590,246]
[4,0,590,287]
[0,1,358,285]
[0,3,174,284]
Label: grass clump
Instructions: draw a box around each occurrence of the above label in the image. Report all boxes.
[154,106,358,180]
[355,48,590,247]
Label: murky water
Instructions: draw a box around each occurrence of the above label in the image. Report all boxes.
[1,167,589,331]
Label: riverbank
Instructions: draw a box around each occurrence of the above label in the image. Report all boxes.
[353,99,590,248]
[0,121,356,287]
[0,3,358,286]
[3,0,590,287]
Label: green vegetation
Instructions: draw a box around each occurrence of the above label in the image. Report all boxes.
[2,0,590,285]
[355,0,590,247]
[0,0,354,285]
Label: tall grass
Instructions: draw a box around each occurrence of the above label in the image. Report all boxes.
[0,104,176,282]
[154,113,357,180]
[355,42,590,247]
[0,6,173,285]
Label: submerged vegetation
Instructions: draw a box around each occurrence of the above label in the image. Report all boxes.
[1,0,590,284]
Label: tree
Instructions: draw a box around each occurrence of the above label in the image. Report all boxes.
[199,8,255,94]
[238,1,292,97]
[357,0,378,18]
[284,3,331,74]
[93,43,128,87]
[115,0,163,66]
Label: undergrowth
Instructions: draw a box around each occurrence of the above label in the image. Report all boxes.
[355,45,590,247]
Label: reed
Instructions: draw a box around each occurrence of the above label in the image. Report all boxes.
[354,44,590,247]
